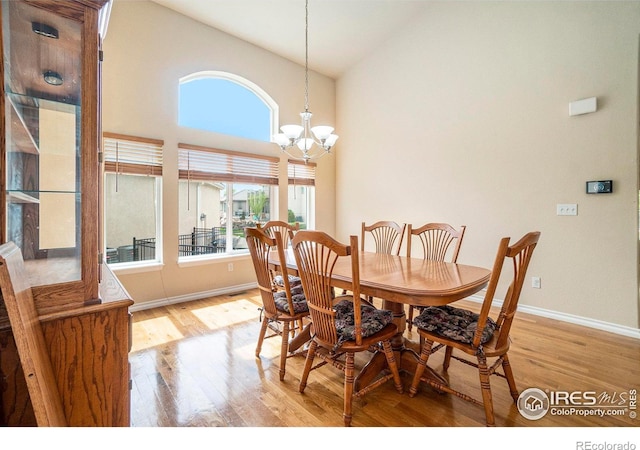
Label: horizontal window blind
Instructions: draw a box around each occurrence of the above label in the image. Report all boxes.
[103,132,163,176]
[288,159,316,186]
[178,143,279,185]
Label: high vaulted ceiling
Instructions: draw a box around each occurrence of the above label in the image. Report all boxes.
[149,0,428,79]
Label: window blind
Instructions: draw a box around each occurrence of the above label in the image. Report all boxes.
[288,159,316,186]
[103,132,163,176]
[178,143,279,185]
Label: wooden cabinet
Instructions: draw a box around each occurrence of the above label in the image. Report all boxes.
[0,0,133,426]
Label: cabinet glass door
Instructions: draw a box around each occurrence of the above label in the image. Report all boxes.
[2,0,82,286]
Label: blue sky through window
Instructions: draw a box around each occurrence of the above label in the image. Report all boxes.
[179,77,271,142]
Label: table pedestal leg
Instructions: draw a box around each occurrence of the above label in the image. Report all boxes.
[355,300,447,390]
[288,322,311,353]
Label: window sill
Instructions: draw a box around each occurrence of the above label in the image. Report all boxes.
[109,261,165,275]
[177,252,250,268]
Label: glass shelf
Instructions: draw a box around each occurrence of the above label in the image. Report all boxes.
[6,92,39,154]
[6,190,80,204]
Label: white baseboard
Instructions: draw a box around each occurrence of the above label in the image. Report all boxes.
[129,283,639,340]
[466,294,640,340]
[129,282,258,313]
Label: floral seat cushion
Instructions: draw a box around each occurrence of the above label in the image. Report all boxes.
[273,274,302,288]
[273,286,309,314]
[334,298,393,342]
[413,305,497,345]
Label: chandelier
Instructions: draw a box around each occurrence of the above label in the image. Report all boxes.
[273,0,338,163]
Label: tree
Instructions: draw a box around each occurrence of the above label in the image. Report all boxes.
[248,190,268,220]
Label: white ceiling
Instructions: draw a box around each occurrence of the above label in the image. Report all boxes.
[149,0,428,79]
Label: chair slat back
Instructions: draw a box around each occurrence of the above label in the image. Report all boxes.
[361,221,406,256]
[407,223,466,262]
[0,242,67,426]
[258,221,300,249]
[474,231,541,349]
[246,227,295,316]
[291,231,362,347]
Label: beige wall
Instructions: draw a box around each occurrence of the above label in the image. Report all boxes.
[104,0,640,333]
[337,1,640,330]
[102,0,336,305]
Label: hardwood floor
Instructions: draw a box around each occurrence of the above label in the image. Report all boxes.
[129,289,640,429]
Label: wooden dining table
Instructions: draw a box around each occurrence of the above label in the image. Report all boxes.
[269,249,491,389]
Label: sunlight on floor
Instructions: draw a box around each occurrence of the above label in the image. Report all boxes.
[131,316,184,352]
[132,296,263,352]
[191,298,260,328]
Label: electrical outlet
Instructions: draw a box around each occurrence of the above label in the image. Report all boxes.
[556,204,578,216]
[228,263,233,272]
[531,276,541,289]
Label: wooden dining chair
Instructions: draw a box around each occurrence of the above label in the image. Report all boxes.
[361,220,406,256]
[258,220,304,332]
[258,220,300,249]
[246,227,310,381]
[290,230,404,426]
[408,231,541,426]
[406,222,466,331]
[0,242,67,426]
[357,221,407,305]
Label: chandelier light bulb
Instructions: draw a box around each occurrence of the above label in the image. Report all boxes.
[281,124,304,140]
[311,126,334,141]
[273,133,290,147]
[296,138,314,151]
[324,134,339,149]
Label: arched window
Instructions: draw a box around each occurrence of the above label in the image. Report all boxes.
[178,71,277,142]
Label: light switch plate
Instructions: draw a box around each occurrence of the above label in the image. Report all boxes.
[557,204,578,216]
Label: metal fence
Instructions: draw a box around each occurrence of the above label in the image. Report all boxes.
[178,227,225,257]
[133,237,156,261]
[107,227,228,263]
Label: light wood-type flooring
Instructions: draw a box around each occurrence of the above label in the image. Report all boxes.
[129,289,640,428]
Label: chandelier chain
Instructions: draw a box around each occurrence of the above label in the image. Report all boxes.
[304,0,309,112]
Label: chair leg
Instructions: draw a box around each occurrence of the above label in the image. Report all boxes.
[343,352,355,427]
[443,346,453,371]
[255,317,269,357]
[409,337,434,397]
[501,354,519,402]
[477,353,496,426]
[279,321,290,381]
[381,340,404,394]
[299,340,317,393]
[296,318,304,336]
[407,305,414,331]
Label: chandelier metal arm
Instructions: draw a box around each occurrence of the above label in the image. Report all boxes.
[279,145,330,164]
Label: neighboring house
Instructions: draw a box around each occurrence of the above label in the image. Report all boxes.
[178,181,224,236]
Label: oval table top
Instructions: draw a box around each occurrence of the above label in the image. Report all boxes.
[271,249,491,307]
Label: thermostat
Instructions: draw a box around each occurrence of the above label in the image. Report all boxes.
[586,180,612,194]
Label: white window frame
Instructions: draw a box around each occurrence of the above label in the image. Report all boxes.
[178,143,279,261]
[288,160,316,230]
[178,71,280,141]
[102,133,164,269]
